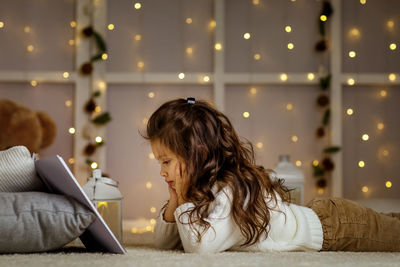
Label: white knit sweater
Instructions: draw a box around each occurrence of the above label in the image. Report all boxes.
[154,187,323,253]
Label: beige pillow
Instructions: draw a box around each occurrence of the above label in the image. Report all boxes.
[0,146,45,192]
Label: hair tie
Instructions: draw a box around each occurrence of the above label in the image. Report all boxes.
[187,97,195,104]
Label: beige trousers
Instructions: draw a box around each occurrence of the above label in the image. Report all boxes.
[308,198,400,251]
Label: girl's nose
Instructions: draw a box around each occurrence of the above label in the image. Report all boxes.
[160,169,167,177]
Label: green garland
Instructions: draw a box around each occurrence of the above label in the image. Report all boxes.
[312,1,340,192]
[80,25,112,169]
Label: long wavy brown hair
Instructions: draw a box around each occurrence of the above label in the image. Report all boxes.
[144,98,291,246]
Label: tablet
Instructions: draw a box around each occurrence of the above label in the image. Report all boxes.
[35,155,126,254]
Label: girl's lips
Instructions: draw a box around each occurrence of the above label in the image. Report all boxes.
[166,181,173,185]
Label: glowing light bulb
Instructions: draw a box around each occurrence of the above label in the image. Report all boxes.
[63,72,69,78]
[358,161,365,168]
[108,24,115,30]
[347,78,355,86]
[148,153,155,159]
[382,149,389,156]
[313,160,319,167]
[91,162,98,169]
[256,142,263,149]
[349,51,356,58]
[320,15,327,22]
[317,188,324,195]
[346,108,354,115]
[349,28,361,39]
[150,219,156,225]
[148,92,155,98]
[380,89,387,97]
[362,186,368,193]
[24,26,31,33]
[215,43,222,50]
[291,135,298,142]
[178,73,185,80]
[95,136,103,143]
[387,20,394,29]
[307,73,315,80]
[68,127,76,134]
[101,53,108,60]
[30,80,38,87]
[134,34,142,41]
[249,87,257,95]
[389,43,397,50]
[68,158,75,164]
[285,26,292,33]
[243,112,250,118]
[95,106,101,113]
[360,0,366,4]
[388,73,396,82]
[65,100,72,107]
[243,33,251,39]
[134,2,142,9]
[386,181,392,188]
[186,18,192,24]
[377,122,384,130]
[146,182,152,189]
[70,21,76,28]
[203,76,210,82]
[97,81,106,91]
[27,45,34,52]
[287,43,294,50]
[280,73,288,81]
[252,0,260,5]
[68,39,75,46]
[253,53,261,60]
[0,21,4,28]
[295,161,302,167]
[361,134,369,141]
[286,103,293,110]
[150,207,156,213]
[186,47,193,55]
[137,61,144,69]
[209,20,216,29]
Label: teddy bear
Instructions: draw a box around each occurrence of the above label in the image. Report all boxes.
[0,99,57,153]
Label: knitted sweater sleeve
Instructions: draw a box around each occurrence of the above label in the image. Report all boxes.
[153,205,182,250]
[173,187,242,253]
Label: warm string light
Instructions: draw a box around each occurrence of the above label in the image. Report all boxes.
[30,80,38,87]
[346,108,354,115]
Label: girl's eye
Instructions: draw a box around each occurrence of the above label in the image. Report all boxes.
[162,160,170,165]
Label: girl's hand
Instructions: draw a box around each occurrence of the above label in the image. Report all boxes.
[175,162,187,206]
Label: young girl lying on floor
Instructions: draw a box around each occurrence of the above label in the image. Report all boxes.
[144,98,400,253]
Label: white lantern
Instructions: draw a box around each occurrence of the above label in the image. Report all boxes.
[273,155,305,205]
[82,169,123,242]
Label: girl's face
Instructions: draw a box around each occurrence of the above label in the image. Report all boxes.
[151,140,182,190]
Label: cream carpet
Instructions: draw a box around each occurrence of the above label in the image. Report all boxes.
[1,233,400,267]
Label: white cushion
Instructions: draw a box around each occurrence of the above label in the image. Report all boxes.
[0,146,45,192]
